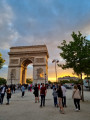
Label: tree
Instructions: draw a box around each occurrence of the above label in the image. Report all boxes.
[0,53,5,69]
[0,77,7,85]
[58,31,90,101]
[48,80,52,84]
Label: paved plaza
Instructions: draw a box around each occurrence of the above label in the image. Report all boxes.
[0,89,90,120]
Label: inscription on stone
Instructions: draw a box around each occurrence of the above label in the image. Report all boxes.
[36,58,44,63]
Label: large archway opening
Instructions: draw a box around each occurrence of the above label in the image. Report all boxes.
[26,64,33,84]
[21,59,33,84]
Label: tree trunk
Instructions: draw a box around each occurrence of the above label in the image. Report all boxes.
[87,75,90,91]
[81,73,84,101]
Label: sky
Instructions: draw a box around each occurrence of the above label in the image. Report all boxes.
[0,0,90,82]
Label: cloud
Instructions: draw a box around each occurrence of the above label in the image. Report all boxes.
[0,0,90,79]
[0,0,20,49]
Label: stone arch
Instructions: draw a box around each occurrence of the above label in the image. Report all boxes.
[21,59,33,84]
[7,45,49,84]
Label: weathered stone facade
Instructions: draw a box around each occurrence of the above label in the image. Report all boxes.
[7,45,49,84]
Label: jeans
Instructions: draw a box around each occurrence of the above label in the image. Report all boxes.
[22,91,25,97]
[74,99,80,110]
[62,96,66,107]
[1,94,5,104]
[40,95,45,106]
[54,97,57,106]
[7,98,9,104]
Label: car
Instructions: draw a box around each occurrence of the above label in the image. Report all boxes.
[63,83,72,89]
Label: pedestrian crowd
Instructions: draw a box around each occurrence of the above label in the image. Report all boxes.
[0,83,81,114]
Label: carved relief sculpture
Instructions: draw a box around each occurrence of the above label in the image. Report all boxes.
[37,68,44,80]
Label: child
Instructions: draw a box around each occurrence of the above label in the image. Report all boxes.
[52,88,58,107]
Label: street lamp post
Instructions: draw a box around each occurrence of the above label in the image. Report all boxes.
[10,72,13,85]
[52,59,59,83]
[45,73,46,85]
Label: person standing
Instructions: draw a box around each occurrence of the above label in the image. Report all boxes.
[61,84,67,107]
[6,87,11,105]
[34,84,39,103]
[40,83,47,107]
[13,84,16,93]
[72,85,81,111]
[0,87,2,104]
[52,88,58,107]
[1,85,6,104]
[21,85,25,97]
[57,85,64,114]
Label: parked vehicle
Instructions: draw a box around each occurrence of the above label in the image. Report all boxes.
[83,79,90,88]
[63,83,72,89]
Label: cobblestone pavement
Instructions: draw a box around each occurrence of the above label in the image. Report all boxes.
[0,89,90,120]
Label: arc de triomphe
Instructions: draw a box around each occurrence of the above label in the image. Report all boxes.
[7,45,49,84]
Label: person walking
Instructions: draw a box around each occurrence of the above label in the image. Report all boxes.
[40,83,47,107]
[57,85,64,114]
[0,87,2,104]
[21,85,25,97]
[52,88,58,107]
[1,85,6,104]
[33,84,39,103]
[6,87,11,105]
[61,84,67,107]
[72,85,81,111]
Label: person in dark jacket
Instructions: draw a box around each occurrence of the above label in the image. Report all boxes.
[34,84,39,103]
[6,87,11,105]
[40,83,47,107]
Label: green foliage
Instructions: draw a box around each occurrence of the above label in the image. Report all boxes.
[0,53,5,69]
[26,78,32,84]
[58,31,90,76]
[84,77,90,79]
[60,79,82,85]
[0,77,7,85]
[60,80,69,84]
[48,81,52,84]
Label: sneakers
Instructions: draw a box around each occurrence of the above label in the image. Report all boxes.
[40,105,42,107]
[6,103,9,105]
[75,108,79,112]
[61,111,65,114]
[59,109,65,114]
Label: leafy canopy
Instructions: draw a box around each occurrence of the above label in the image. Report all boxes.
[0,53,5,69]
[58,31,90,76]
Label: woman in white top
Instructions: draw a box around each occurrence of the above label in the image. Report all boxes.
[72,85,81,111]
